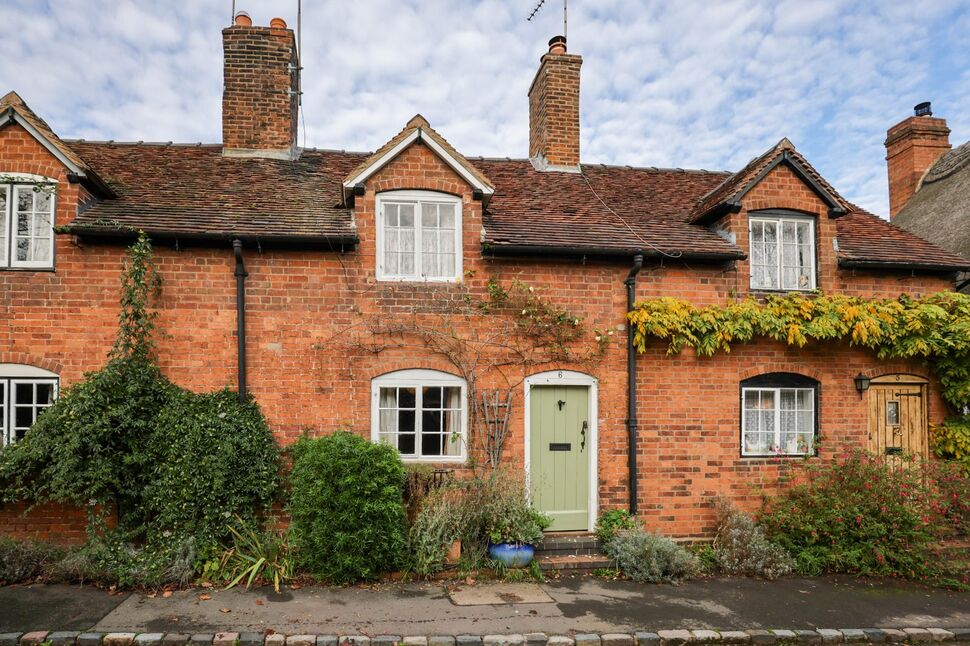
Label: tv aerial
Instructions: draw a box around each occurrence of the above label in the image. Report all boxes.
[527,0,568,41]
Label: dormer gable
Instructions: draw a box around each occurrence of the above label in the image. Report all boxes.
[690,139,848,225]
[0,91,113,198]
[342,115,494,205]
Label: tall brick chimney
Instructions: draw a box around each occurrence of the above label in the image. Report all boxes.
[222,12,300,159]
[885,102,950,218]
[528,36,582,171]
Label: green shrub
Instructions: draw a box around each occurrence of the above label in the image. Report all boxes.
[0,538,65,583]
[759,451,944,578]
[713,500,792,580]
[595,509,637,543]
[142,389,280,550]
[933,417,970,476]
[288,432,407,583]
[605,529,699,583]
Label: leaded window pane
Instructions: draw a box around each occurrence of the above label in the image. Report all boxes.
[749,216,814,291]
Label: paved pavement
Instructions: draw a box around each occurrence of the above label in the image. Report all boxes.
[1,576,968,635]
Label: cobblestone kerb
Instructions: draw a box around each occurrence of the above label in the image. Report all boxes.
[0,631,967,646]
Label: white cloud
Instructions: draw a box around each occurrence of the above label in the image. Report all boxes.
[0,0,967,216]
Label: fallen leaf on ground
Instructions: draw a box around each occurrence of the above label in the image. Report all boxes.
[162,590,173,598]
[198,593,211,601]
[255,599,265,606]
[219,608,231,614]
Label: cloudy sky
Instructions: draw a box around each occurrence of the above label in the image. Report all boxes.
[2,0,968,217]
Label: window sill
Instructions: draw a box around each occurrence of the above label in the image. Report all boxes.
[748,287,816,294]
[0,266,56,273]
[399,456,467,464]
[377,276,462,284]
[740,453,818,460]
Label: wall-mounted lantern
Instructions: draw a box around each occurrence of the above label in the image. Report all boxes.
[854,373,871,395]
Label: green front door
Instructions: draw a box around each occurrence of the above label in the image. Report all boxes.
[529,385,590,531]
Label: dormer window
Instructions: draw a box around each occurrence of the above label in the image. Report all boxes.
[749,211,815,291]
[1,178,56,270]
[376,190,461,282]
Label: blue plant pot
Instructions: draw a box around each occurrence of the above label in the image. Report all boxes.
[488,542,535,568]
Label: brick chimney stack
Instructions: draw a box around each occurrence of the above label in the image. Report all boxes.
[885,102,950,218]
[222,11,300,159]
[528,36,582,171]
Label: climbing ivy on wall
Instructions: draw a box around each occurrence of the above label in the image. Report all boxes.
[627,291,970,471]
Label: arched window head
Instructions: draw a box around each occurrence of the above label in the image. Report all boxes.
[741,372,819,457]
[371,369,467,462]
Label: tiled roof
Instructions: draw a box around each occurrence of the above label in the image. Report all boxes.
[66,142,366,242]
[62,138,968,271]
[475,158,742,257]
[836,207,970,270]
[690,138,850,223]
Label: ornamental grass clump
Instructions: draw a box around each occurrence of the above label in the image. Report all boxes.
[605,528,700,584]
[759,450,950,578]
[712,499,792,580]
[287,431,407,583]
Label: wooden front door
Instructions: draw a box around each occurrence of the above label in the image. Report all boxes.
[867,375,929,459]
[529,384,590,531]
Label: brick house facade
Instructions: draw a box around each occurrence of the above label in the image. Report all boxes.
[1,17,967,542]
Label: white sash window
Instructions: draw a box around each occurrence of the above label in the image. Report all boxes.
[376,191,461,282]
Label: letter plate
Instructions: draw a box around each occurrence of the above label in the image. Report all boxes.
[549,443,571,452]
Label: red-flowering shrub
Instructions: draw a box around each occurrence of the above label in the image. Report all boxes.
[759,450,966,579]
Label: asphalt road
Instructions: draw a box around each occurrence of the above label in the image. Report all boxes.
[1,576,969,634]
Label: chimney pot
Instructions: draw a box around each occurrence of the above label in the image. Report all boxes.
[914,101,932,117]
[233,11,252,27]
[548,35,567,55]
[270,17,287,30]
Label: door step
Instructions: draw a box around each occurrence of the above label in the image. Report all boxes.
[536,532,603,556]
[535,532,610,572]
[537,553,613,572]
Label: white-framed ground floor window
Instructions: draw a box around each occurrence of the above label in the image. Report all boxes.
[741,372,818,457]
[0,364,59,446]
[371,369,467,462]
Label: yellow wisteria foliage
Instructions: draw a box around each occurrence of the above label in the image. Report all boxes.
[627,291,970,470]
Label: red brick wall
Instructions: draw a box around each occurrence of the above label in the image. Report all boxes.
[528,52,582,168]
[221,24,299,155]
[0,126,955,543]
[884,115,950,218]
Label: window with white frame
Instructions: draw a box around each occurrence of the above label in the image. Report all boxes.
[0,179,56,269]
[0,365,59,446]
[376,190,461,281]
[741,373,818,457]
[749,212,815,291]
[371,369,466,461]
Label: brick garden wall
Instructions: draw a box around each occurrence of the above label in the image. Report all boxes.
[0,127,955,543]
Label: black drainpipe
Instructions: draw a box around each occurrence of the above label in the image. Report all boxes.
[233,239,248,402]
[625,254,644,516]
